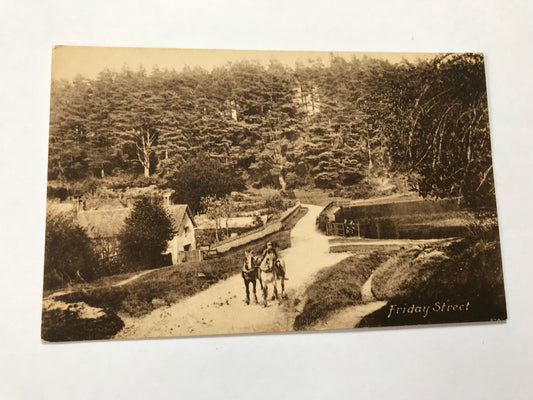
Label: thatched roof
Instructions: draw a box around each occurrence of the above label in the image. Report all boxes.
[77,208,131,238]
[77,204,195,238]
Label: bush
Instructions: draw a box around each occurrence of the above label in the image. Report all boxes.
[47,186,69,201]
[284,172,307,189]
[118,197,176,269]
[131,175,161,188]
[72,176,102,196]
[44,212,99,290]
[263,192,285,213]
[465,214,500,242]
[92,237,124,276]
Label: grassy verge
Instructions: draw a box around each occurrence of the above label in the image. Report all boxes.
[358,225,506,327]
[43,269,144,298]
[293,251,392,330]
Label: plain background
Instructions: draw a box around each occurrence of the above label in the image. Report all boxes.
[1,1,532,398]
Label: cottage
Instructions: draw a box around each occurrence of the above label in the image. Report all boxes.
[77,203,197,265]
[164,204,197,264]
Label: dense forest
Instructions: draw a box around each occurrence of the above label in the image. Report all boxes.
[48,53,495,210]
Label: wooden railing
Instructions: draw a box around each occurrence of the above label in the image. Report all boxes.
[325,222,346,236]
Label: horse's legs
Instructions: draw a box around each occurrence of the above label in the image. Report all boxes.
[252,276,258,304]
[262,277,268,308]
[280,266,286,299]
[244,278,250,305]
[273,272,279,302]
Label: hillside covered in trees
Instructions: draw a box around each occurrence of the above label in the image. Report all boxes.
[48,53,495,210]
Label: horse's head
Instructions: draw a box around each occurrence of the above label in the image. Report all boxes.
[244,251,255,270]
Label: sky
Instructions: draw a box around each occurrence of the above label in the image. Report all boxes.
[51,46,440,81]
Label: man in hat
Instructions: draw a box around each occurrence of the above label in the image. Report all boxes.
[260,241,287,279]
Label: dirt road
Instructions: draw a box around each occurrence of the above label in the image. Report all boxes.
[115,204,350,339]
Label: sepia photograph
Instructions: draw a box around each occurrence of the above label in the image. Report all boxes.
[41,46,506,342]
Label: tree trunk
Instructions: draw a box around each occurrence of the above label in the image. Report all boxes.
[136,128,155,179]
[367,131,373,172]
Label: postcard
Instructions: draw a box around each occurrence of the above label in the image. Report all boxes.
[42,46,506,341]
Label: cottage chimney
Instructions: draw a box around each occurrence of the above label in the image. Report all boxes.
[163,192,172,206]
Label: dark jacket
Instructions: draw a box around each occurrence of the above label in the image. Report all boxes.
[261,247,278,260]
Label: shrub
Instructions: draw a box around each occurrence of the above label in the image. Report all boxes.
[44,212,99,290]
[47,186,69,201]
[464,214,500,243]
[284,172,306,189]
[263,192,285,214]
[118,197,176,269]
[131,175,161,188]
[72,176,102,196]
[92,237,124,276]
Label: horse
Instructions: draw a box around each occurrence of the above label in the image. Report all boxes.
[259,252,286,307]
[241,251,262,305]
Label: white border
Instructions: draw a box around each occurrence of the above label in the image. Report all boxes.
[1,1,532,398]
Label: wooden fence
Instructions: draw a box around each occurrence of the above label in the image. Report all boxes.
[176,249,203,263]
[325,222,346,236]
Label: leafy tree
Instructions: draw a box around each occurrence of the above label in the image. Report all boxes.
[367,53,494,209]
[118,198,176,269]
[44,212,99,289]
[200,195,232,242]
[416,54,494,209]
[168,156,245,213]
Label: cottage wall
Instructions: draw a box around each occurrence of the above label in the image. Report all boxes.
[166,216,196,264]
[177,217,196,252]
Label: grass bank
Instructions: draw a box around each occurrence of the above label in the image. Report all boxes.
[359,222,506,327]
[293,251,392,330]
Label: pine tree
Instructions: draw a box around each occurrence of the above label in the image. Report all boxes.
[118,197,176,269]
